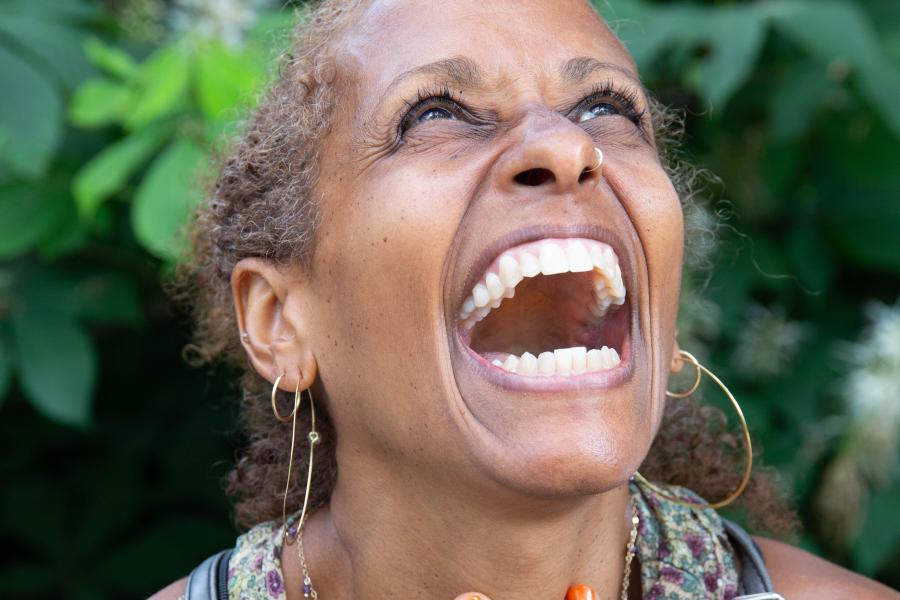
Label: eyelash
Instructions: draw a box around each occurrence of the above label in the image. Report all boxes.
[397,81,646,137]
[577,81,646,128]
[398,84,467,135]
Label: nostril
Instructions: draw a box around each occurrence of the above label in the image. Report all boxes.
[514,168,555,187]
[578,166,596,184]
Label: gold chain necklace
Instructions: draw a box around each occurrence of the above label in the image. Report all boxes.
[296,498,640,599]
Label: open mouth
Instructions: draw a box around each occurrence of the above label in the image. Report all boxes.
[456,237,630,378]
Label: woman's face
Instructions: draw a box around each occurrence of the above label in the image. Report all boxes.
[306,0,683,498]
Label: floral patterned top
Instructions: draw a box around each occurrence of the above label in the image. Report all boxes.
[216,479,739,599]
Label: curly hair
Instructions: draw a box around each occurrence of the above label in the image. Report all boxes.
[175,0,797,536]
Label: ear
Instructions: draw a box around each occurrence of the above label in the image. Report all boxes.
[669,337,683,373]
[231,258,317,393]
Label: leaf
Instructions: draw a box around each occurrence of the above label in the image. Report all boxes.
[72,126,170,218]
[131,139,206,260]
[195,41,262,124]
[693,7,767,109]
[769,64,831,141]
[0,44,63,177]
[125,44,191,129]
[11,308,96,427]
[612,3,687,71]
[0,0,97,22]
[613,4,766,108]
[0,181,69,259]
[0,14,93,90]
[769,0,879,66]
[69,78,132,128]
[83,37,138,81]
[768,0,900,136]
[246,8,304,53]
[37,218,89,259]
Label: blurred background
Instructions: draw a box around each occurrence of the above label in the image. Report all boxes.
[0,0,897,596]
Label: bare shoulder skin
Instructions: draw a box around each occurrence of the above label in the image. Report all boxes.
[755,537,899,600]
[147,577,187,600]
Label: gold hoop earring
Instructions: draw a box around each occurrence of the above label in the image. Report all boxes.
[635,349,752,510]
[665,350,702,398]
[271,373,298,422]
[276,375,320,545]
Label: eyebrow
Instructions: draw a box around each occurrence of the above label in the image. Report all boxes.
[380,56,484,102]
[373,54,645,120]
[561,56,643,87]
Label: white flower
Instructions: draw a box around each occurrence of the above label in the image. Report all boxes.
[171,0,270,47]
[839,298,900,484]
[733,303,808,376]
[816,297,900,545]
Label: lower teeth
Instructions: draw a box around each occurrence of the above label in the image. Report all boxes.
[490,346,620,376]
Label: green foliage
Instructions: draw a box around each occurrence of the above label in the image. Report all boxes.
[0,1,96,177]
[0,44,65,178]
[132,139,207,259]
[1,0,899,596]
[72,126,171,218]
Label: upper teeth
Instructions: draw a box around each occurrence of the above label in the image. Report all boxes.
[458,238,626,328]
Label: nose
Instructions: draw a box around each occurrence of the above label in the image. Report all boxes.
[495,113,601,195]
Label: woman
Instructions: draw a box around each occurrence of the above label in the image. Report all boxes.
[154,0,896,598]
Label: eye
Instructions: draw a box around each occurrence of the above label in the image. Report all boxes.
[577,101,621,123]
[399,88,466,136]
[417,105,456,123]
[570,83,645,128]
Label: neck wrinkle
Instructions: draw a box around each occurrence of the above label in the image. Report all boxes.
[306,457,634,600]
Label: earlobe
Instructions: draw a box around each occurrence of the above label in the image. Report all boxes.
[232,257,318,392]
[669,337,683,373]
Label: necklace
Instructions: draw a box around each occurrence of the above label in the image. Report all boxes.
[299,523,317,599]
[295,498,639,599]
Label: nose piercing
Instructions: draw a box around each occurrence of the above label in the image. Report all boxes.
[584,147,603,174]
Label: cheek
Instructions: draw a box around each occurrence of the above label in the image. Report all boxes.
[606,153,683,415]
[307,161,469,451]
[609,154,684,306]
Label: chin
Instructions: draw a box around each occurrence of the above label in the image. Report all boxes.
[444,224,662,499]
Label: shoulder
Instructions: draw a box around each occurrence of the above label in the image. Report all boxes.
[148,576,187,600]
[753,536,899,599]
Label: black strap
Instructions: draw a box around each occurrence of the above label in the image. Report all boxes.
[722,519,785,599]
[184,548,232,600]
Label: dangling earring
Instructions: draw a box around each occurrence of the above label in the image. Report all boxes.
[271,373,320,543]
[634,349,752,510]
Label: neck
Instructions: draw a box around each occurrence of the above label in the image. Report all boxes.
[291,458,635,600]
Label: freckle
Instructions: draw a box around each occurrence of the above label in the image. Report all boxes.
[383,237,388,243]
